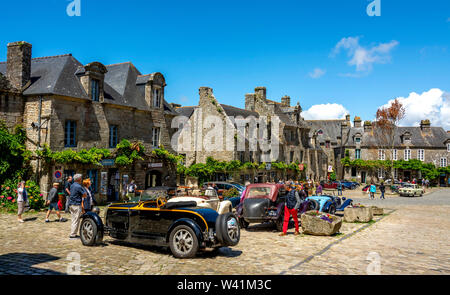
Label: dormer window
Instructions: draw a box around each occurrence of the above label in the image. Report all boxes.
[91,79,100,101]
[402,132,412,144]
[355,137,361,143]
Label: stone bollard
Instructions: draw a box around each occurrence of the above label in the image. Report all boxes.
[370,206,384,216]
[344,207,373,222]
[300,211,342,236]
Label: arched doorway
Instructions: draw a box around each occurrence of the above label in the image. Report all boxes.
[146,170,162,188]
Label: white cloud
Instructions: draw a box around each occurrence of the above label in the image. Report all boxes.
[302,103,349,120]
[309,68,326,79]
[331,36,399,72]
[379,88,450,130]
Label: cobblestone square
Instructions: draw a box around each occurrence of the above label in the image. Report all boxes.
[1,189,448,275]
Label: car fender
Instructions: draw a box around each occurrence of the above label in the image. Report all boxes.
[166,218,204,244]
[217,200,232,215]
[338,198,353,210]
[81,211,104,232]
[276,202,285,218]
[322,200,333,211]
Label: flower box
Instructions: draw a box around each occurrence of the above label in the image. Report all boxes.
[344,206,373,223]
[300,211,342,236]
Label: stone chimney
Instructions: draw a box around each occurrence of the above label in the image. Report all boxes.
[364,120,372,132]
[245,93,256,111]
[345,114,350,125]
[281,95,290,107]
[255,87,266,101]
[420,119,431,132]
[199,87,214,105]
[354,116,362,128]
[6,41,32,90]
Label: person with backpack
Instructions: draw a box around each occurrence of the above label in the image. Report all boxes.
[279,182,301,237]
[45,183,66,222]
[126,180,137,200]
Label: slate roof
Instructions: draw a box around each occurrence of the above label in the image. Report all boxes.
[306,120,345,144]
[348,126,450,148]
[0,55,174,112]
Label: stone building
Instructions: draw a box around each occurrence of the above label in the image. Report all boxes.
[339,118,449,185]
[173,86,323,183]
[308,113,450,185]
[0,41,179,202]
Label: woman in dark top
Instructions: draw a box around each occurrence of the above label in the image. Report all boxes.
[82,179,95,213]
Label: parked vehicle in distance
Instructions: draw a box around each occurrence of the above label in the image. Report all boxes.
[321,181,339,189]
[79,191,240,258]
[398,183,424,197]
[236,183,313,231]
[340,181,359,190]
[167,187,233,214]
[305,195,353,214]
[204,181,244,208]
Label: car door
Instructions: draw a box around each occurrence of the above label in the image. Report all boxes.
[133,202,167,244]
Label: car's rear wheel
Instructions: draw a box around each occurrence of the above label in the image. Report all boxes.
[169,225,199,258]
[216,212,240,246]
[80,218,101,246]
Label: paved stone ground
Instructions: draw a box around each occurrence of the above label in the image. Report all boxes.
[0,188,448,275]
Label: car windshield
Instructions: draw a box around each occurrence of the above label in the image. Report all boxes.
[247,187,272,198]
[403,184,415,188]
[230,183,245,190]
[140,189,168,201]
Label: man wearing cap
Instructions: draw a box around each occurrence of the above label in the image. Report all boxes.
[45,183,66,223]
[279,182,301,236]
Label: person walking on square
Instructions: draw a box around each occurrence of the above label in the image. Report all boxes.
[45,183,66,222]
[337,181,343,196]
[16,181,28,223]
[279,183,301,236]
[64,175,72,213]
[379,182,385,200]
[68,174,86,239]
[369,182,376,200]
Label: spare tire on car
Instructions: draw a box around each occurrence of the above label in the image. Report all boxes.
[216,212,240,247]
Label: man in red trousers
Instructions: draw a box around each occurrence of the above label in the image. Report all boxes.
[279,182,301,236]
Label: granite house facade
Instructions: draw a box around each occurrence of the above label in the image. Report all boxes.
[307,115,450,185]
[0,41,179,202]
[173,86,328,183]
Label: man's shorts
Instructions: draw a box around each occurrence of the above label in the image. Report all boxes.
[48,202,59,211]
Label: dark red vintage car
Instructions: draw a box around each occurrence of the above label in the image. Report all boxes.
[235,183,313,231]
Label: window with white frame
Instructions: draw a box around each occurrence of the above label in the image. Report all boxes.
[151,127,160,148]
[378,167,384,179]
[440,157,447,167]
[392,149,397,161]
[447,143,450,152]
[417,149,425,161]
[378,149,385,160]
[404,149,411,161]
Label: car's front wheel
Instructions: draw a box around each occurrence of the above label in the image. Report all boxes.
[80,218,102,246]
[169,225,199,258]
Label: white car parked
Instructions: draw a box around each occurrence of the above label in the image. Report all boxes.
[167,187,233,215]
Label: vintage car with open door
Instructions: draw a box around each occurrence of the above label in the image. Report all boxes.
[79,191,240,258]
[235,183,313,231]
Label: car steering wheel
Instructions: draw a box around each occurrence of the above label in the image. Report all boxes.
[156,196,167,208]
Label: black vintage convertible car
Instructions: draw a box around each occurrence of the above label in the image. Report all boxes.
[79,190,240,258]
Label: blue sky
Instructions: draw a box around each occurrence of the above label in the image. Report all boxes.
[1,0,449,127]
